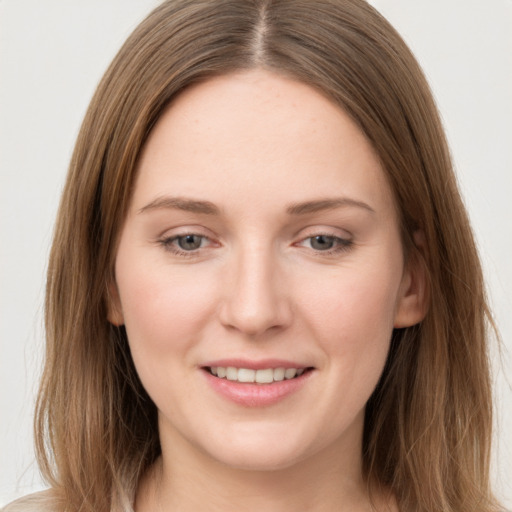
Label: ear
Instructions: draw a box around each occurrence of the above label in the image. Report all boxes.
[393,230,429,328]
[106,280,124,326]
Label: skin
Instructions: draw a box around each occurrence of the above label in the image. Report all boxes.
[109,69,426,511]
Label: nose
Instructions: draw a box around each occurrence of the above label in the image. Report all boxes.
[218,243,292,337]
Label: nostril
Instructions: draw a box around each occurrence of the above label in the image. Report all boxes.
[218,295,293,337]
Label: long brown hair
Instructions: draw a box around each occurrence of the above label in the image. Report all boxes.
[29,1,501,510]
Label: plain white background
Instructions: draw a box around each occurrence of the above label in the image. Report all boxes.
[1,0,511,508]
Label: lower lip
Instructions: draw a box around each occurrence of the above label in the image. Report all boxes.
[203,369,313,407]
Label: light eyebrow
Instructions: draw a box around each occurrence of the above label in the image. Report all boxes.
[138,196,220,215]
[286,198,376,215]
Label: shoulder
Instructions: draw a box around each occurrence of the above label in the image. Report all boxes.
[1,490,57,512]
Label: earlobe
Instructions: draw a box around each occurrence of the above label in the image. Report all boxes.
[107,280,124,326]
[393,230,429,328]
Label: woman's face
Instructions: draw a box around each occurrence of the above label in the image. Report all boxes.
[110,70,425,472]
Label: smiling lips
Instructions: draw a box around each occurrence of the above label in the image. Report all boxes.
[209,366,305,384]
[203,363,313,407]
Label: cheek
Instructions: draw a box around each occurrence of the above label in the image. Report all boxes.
[298,255,403,396]
[115,256,219,358]
[115,261,223,413]
[299,266,400,419]
[303,267,401,347]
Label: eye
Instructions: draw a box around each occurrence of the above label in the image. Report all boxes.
[297,233,353,254]
[309,235,337,251]
[158,233,212,255]
[175,234,205,251]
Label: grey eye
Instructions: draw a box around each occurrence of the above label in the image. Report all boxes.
[309,235,336,250]
[177,234,204,250]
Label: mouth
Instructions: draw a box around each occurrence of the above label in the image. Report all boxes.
[201,362,314,406]
[204,366,312,384]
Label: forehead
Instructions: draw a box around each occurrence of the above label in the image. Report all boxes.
[131,69,395,219]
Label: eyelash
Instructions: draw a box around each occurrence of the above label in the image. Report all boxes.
[296,234,353,255]
[158,234,213,257]
[158,232,354,258]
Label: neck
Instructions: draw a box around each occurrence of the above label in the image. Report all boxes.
[135,424,394,512]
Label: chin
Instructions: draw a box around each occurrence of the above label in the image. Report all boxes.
[198,428,318,472]
[214,448,305,472]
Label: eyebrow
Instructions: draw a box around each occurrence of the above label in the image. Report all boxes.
[138,195,375,216]
[286,198,375,215]
[138,196,220,215]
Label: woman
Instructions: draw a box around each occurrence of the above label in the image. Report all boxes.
[3,1,504,511]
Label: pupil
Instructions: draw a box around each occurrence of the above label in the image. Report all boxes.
[311,235,334,250]
[178,235,202,250]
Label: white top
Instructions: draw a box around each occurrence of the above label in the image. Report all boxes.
[1,490,135,512]
[1,491,56,512]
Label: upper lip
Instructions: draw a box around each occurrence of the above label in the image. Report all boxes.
[201,358,311,370]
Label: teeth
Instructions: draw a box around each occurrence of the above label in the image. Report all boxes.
[226,367,238,381]
[273,367,285,381]
[284,368,297,379]
[238,368,255,383]
[255,368,274,384]
[209,366,306,384]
